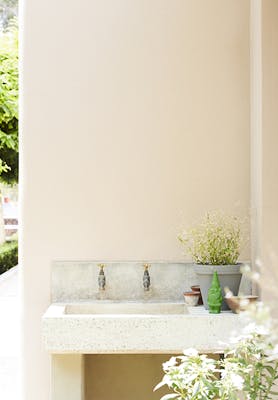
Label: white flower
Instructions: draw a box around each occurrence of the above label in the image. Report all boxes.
[243,322,269,336]
[225,288,233,298]
[163,357,177,369]
[251,272,260,282]
[183,348,199,357]
[266,344,278,361]
[240,264,251,274]
[230,373,244,390]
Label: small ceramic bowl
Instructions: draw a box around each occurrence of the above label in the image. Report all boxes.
[225,295,258,313]
[183,291,200,306]
[191,285,203,305]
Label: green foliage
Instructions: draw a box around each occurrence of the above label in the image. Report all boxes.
[222,333,278,400]
[154,350,218,400]
[0,238,18,274]
[178,211,244,265]
[0,18,18,183]
[155,304,278,400]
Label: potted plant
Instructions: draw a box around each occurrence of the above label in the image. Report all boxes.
[178,211,245,310]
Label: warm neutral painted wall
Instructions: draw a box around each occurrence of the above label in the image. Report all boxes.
[21,1,250,399]
[85,355,170,400]
[85,354,220,400]
[261,0,278,310]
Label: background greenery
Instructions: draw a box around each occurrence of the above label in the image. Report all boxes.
[0,237,17,274]
[0,0,18,272]
[0,18,18,184]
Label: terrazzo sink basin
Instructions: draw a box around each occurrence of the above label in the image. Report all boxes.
[42,301,246,354]
[65,301,187,315]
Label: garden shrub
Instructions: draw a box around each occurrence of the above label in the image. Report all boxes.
[0,18,18,183]
[0,239,18,274]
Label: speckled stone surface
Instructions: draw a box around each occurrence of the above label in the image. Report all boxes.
[42,302,247,354]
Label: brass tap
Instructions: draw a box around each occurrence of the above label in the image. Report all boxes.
[143,263,151,291]
[97,263,106,291]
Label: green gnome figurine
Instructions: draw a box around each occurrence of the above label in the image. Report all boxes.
[207,271,223,314]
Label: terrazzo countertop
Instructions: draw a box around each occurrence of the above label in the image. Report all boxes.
[42,301,246,354]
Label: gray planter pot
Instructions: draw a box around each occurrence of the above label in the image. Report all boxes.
[194,264,243,311]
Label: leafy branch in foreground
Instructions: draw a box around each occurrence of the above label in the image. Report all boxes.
[155,303,278,400]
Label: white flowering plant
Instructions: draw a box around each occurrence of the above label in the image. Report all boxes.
[154,349,218,400]
[178,211,244,265]
[154,303,278,400]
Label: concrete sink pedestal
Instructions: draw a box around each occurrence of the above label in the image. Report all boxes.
[43,301,246,400]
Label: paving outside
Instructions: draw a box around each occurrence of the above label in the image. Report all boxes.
[0,266,20,399]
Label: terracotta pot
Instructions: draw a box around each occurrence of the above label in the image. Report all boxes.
[191,285,203,305]
[183,291,199,306]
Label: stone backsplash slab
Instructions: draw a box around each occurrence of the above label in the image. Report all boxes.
[52,261,251,302]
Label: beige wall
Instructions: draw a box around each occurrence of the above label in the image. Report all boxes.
[21,1,250,399]
[85,354,220,400]
[85,355,169,400]
[261,0,278,308]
